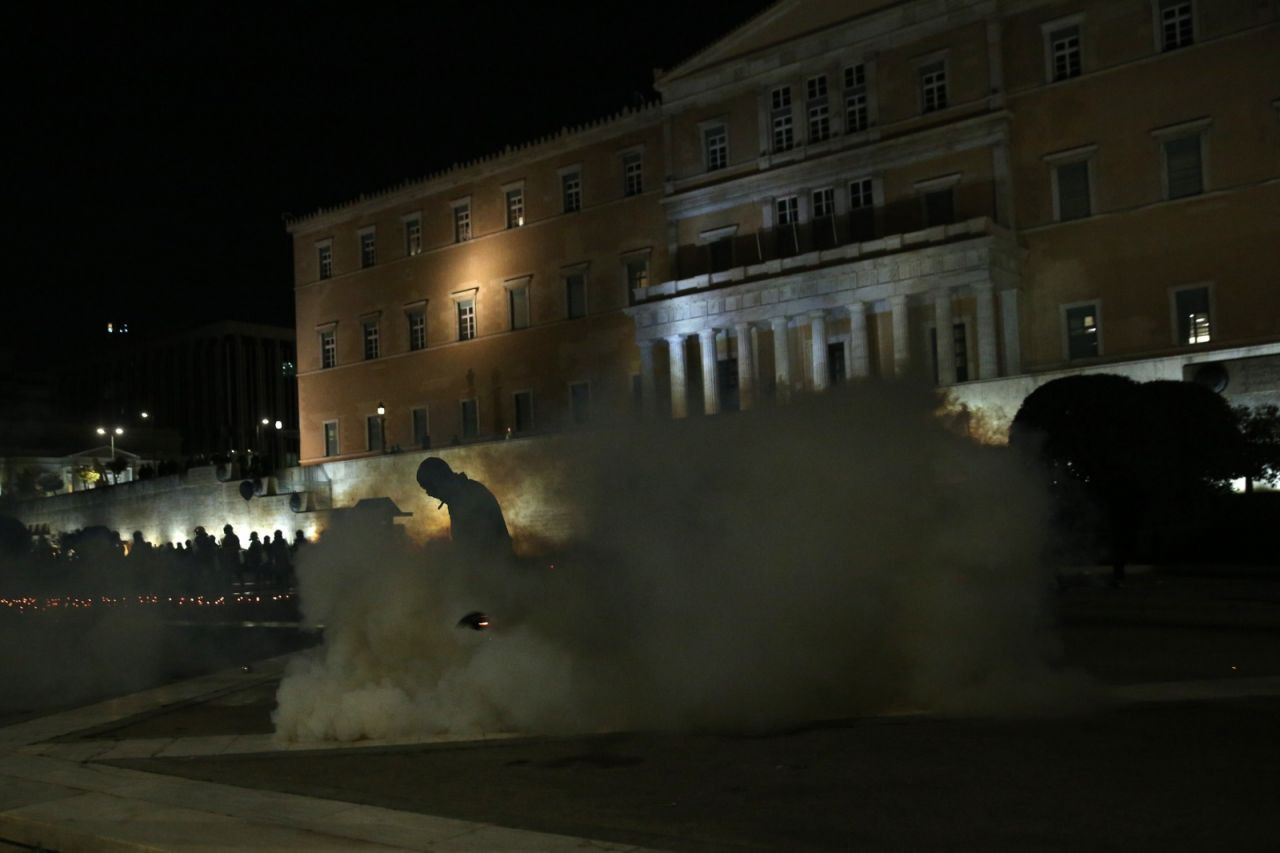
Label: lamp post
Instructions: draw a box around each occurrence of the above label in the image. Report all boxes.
[376,402,387,453]
[96,426,124,484]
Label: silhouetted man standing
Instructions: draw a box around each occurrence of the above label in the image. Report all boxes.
[415,457,512,560]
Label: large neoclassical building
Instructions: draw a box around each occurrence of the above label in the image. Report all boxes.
[288,0,1279,463]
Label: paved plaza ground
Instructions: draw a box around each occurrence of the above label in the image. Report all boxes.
[2,571,1279,851]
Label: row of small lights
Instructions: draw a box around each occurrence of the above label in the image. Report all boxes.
[94,411,285,454]
[0,593,295,613]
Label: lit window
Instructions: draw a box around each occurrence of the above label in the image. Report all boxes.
[920,60,948,113]
[457,298,476,341]
[403,216,422,256]
[623,153,643,196]
[506,188,525,228]
[320,329,336,369]
[1164,135,1203,199]
[775,195,799,226]
[625,258,649,294]
[408,311,426,351]
[1175,287,1211,344]
[1048,25,1082,81]
[1066,304,1099,359]
[566,274,587,319]
[704,125,728,171]
[514,390,533,432]
[509,284,530,330]
[362,320,380,360]
[1159,0,1194,51]
[1055,160,1091,221]
[812,187,835,218]
[323,421,338,457]
[453,203,471,242]
[359,229,376,268]
[771,86,794,152]
[317,243,333,280]
[562,170,581,213]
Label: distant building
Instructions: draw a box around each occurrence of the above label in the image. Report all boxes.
[286,0,1279,462]
[57,320,299,464]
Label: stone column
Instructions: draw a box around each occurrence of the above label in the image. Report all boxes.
[890,294,910,377]
[810,311,829,392]
[698,328,720,415]
[847,300,870,379]
[998,288,1021,377]
[734,322,756,410]
[639,340,658,419]
[771,316,792,403]
[667,335,688,419]
[972,281,999,380]
[934,288,956,385]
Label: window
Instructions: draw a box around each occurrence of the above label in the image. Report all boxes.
[1174,286,1211,344]
[323,421,338,457]
[1054,160,1092,221]
[623,152,643,196]
[806,75,829,142]
[849,178,874,210]
[362,320,380,360]
[566,274,587,319]
[562,170,581,213]
[1047,24,1082,81]
[509,284,530,330]
[704,124,728,171]
[506,188,525,228]
[569,382,591,424]
[923,188,955,226]
[320,329,336,369]
[460,398,479,439]
[709,237,733,271]
[457,297,476,341]
[775,195,799,225]
[1164,135,1203,199]
[513,391,533,432]
[317,242,333,280]
[359,229,376,268]
[1065,304,1100,359]
[812,187,835,219]
[453,202,471,242]
[411,406,430,448]
[1159,0,1194,51]
[366,414,384,452]
[920,60,948,113]
[843,64,869,132]
[407,310,426,351]
[625,257,649,295]
[771,86,794,152]
[403,215,422,255]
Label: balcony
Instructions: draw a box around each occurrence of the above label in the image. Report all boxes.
[636,214,1001,304]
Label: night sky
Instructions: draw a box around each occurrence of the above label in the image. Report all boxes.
[8,1,774,369]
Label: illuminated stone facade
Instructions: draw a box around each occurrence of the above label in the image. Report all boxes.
[288,0,1280,461]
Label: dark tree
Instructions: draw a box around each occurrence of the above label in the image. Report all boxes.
[108,455,129,484]
[1011,374,1246,582]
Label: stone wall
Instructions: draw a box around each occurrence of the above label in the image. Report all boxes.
[9,435,579,552]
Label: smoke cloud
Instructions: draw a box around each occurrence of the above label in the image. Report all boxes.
[274,383,1091,742]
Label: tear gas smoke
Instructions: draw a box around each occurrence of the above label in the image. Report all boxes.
[274,383,1091,742]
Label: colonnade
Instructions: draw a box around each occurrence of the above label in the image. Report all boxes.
[639,282,1001,419]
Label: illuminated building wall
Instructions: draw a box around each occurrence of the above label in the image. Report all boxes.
[289,0,1280,458]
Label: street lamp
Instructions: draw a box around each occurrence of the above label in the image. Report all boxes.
[140,411,149,420]
[96,426,124,457]
[376,402,387,453]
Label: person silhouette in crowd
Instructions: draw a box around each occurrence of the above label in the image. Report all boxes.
[292,529,307,552]
[270,530,292,588]
[128,530,151,559]
[220,524,242,588]
[243,531,263,589]
[415,457,512,560]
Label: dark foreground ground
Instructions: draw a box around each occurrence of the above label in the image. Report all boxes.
[4,570,1279,851]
